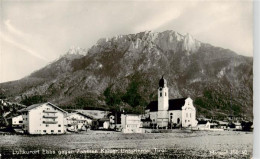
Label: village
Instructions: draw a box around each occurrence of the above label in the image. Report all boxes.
[0,77,253,135]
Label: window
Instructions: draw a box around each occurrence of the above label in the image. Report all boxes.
[165,92,167,96]
[58,124,61,127]
[19,121,23,123]
[43,130,46,133]
[160,92,162,97]
[46,124,49,127]
[58,130,61,132]
[170,113,173,120]
[51,130,54,133]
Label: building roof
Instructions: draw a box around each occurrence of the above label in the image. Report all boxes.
[146,98,187,112]
[217,121,229,125]
[146,101,158,112]
[168,98,187,110]
[234,122,241,126]
[6,114,22,120]
[75,109,108,119]
[19,103,43,112]
[197,120,209,125]
[99,118,110,122]
[159,76,167,88]
[141,118,152,122]
[122,114,141,116]
[74,111,94,119]
[19,102,67,113]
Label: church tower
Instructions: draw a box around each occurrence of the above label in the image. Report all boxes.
[157,76,169,128]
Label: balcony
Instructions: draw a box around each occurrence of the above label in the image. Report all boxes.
[43,115,58,118]
[43,121,58,124]
[43,110,57,113]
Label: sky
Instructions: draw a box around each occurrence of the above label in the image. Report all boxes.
[0,0,253,83]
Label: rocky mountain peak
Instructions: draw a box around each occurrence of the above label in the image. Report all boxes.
[67,46,87,55]
[91,30,201,56]
[0,30,253,119]
[182,33,201,53]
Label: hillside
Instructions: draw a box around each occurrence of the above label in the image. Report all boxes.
[0,30,253,120]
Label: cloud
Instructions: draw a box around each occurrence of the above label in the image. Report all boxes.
[1,20,48,61]
[0,1,252,82]
[4,20,26,37]
[133,8,182,32]
[1,33,48,61]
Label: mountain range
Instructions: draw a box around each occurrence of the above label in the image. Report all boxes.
[0,30,253,120]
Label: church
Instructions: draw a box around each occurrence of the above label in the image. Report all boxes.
[145,76,198,128]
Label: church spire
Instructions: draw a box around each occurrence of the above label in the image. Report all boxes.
[159,75,167,88]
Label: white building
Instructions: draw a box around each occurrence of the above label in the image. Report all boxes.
[121,114,143,133]
[234,122,242,130]
[145,76,198,128]
[10,115,23,128]
[196,121,211,130]
[218,121,228,129]
[65,112,93,131]
[19,102,67,135]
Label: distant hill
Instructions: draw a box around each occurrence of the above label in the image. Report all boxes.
[0,30,253,120]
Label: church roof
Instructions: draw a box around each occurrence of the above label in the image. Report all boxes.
[169,98,187,110]
[146,101,158,112]
[146,98,187,112]
[159,76,167,88]
[198,120,209,125]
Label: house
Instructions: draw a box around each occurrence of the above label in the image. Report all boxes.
[145,76,198,128]
[196,120,210,130]
[65,112,93,131]
[19,102,67,135]
[107,112,121,129]
[141,118,152,128]
[99,118,110,129]
[217,121,228,129]
[121,114,143,133]
[6,115,23,128]
[91,118,110,130]
[11,115,23,128]
[209,122,218,129]
[234,122,242,130]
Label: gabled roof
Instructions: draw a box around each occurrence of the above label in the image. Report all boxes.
[19,102,67,114]
[168,98,187,110]
[99,118,110,122]
[217,121,228,125]
[19,103,43,112]
[146,101,158,112]
[146,98,187,112]
[141,118,152,122]
[198,120,209,124]
[6,114,22,120]
[74,111,94,119]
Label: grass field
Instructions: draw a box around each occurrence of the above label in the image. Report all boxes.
[0,130,253,158]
